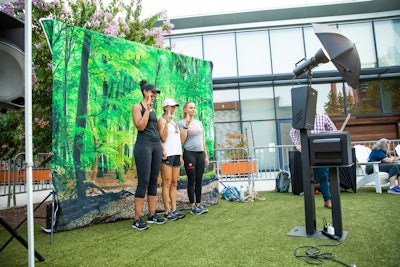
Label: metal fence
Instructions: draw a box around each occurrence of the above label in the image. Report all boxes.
[0,152,52,208]
[1,138,398,208]
[214,145,296,191]
[214,138,400,186]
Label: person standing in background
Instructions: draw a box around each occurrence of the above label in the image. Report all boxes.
[290,112,337,209]
[158,98,186,220]
[178,102,209,215]
[131,80,166,230]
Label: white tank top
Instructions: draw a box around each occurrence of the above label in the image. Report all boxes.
[163,121,182,156]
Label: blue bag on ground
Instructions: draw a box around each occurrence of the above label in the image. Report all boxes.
[221,186,240,201]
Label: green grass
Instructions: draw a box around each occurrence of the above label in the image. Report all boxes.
[1,187,399,267]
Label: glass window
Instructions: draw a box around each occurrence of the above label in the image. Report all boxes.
[311,83,346,116]
[274,85,295,119]
[170,36,203,60]
[213,89,240,123]
[374,19,400,67]
[339,22,376,68]
[270,27,305,74]
[242,121,276,148]
[346,80,381,115]
[214,122,241,149]
[278,120,294,147]
[203,33,237,78]
[240,86,274,120]
[236,31,271,75]
[381,79,400,113]
[242,120,277,170]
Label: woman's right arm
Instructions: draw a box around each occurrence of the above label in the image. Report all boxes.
[158,117,168,143]
[132,103,150,131]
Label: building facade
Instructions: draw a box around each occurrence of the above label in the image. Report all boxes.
[163,0,400,150]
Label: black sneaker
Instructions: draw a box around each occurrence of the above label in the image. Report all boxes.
[132,218,149,230]
[147,213,167,224]
[172,209,186,219]
[164,211,178,221]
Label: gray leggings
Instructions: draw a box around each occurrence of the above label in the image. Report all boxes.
[134,141,162,198]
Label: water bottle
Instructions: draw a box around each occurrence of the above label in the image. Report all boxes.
[239,185,244,200]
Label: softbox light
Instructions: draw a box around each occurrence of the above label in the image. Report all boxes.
[0,11,25,112]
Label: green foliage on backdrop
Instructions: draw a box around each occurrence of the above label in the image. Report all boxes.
[42,19,214,201]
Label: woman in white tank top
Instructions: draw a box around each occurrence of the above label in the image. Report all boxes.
[157,98,185,221]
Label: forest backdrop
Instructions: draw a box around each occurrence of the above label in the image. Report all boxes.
[1,0,216,231]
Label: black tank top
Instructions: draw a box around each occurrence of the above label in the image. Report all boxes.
[136,103,160,143]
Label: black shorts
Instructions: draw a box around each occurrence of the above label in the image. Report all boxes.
[162,155,181,167]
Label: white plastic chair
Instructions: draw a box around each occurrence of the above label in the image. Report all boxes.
[395,144,400,157]
[354,145,389,193]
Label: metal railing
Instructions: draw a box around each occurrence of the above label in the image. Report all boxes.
[1,152,52,208]
[351,139,400,155]
[214,145,296,187]
[214,139,400,185]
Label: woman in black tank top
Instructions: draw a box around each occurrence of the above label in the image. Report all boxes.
[131,80,165,230]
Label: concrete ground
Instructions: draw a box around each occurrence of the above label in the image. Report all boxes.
[0,188,53,210]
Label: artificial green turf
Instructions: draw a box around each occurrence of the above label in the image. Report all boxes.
[1,187,399,266]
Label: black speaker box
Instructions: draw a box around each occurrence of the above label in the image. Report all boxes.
[309,131,353,166]
[291,86,317,130]
[0,11,25,112]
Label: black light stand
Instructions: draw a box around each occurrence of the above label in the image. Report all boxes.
[287,70,319,238]
[288,77,352,240]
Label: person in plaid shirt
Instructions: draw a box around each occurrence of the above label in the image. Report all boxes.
[290,113,337,209]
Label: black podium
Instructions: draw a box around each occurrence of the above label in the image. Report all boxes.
[289,149,356,195]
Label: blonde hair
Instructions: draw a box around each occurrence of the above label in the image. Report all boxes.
[182,101,194,118]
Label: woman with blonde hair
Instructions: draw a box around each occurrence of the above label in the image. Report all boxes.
[158,98,185,220]
[368,138,400,194]
[178,102,209,215]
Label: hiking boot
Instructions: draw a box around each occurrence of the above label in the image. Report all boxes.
[172,209,186,219]
[387,187,400,194]
[132,218,149,230]
[164,211,178,221]
[147,213,167,224]
[190,205,205,215]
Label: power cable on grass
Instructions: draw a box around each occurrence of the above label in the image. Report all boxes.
[294,239,356,266]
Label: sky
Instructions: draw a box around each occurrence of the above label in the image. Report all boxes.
[140,0,362,18]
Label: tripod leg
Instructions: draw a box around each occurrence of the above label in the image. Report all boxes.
[1,191,53,251]
[0,217,45,261]
[50,190,56,244]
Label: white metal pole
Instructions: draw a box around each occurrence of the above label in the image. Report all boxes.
[24,0,34,266]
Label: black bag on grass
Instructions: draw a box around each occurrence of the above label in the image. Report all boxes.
[275,170,290,193]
